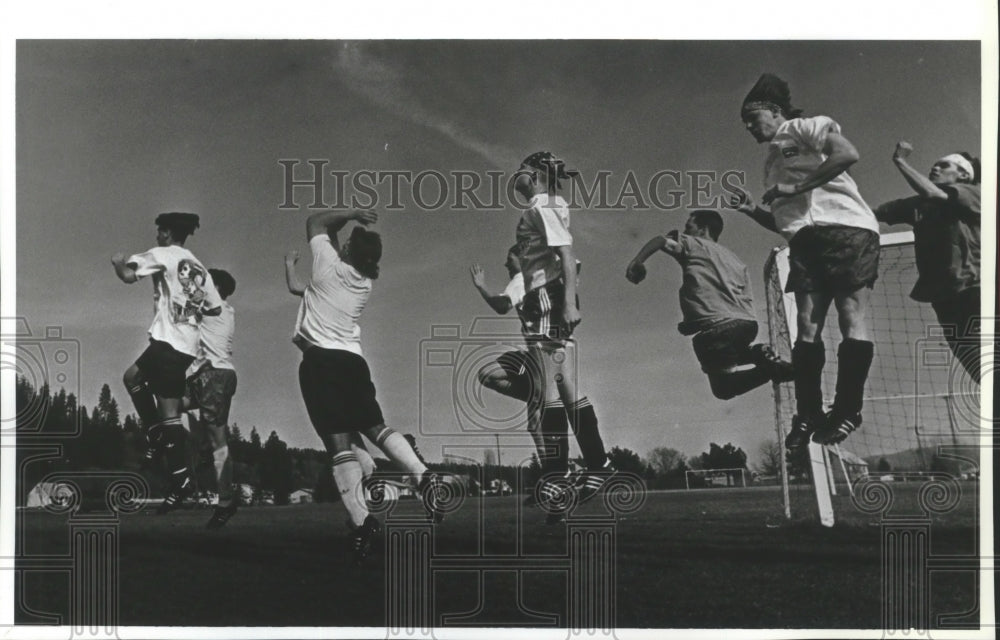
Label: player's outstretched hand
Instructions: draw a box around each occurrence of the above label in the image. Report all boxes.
[354,209,378,226]
[625,261,646,284]
[762,183,797,205]
[470,263,486,288]
[285,250,299,266]
[726,186,757,215]
[893,140,913,161]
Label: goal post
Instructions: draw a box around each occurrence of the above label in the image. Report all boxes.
[764,231,981,526]
[684,468,747,489]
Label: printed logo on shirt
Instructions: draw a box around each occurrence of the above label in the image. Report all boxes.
[173,259,209,325]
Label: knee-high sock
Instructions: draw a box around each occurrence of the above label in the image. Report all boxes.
[708,368,772,400]
[539,401,569,474]
[373,427,427,482]
[832,339,874,417]
[126,381,159,429]
[792,340,825,418]
[212,445,233,504]
[159,419,190,490]
[566,397,607,470]
[332,451,369,528]
[352,440,376,479]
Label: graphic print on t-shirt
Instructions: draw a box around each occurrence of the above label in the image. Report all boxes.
[173,259,209,324]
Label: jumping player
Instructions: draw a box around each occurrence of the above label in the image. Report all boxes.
[625,209,794,399]
[874,142,982,384]
[512,151,615,516]
[290,208,445,564]
[735,73,880,447]
[112,212,223,514]
[469,246,549,463]
[285,250,378,482]
[183,268,240,528]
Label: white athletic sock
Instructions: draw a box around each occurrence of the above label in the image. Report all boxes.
[212,446,233,505]
[351,434,376,479]
[332,452,369,528]
[373,427,427,482]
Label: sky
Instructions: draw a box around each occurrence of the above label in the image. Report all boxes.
[12,39,984,467]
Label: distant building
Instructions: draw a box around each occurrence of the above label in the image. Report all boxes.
[289,488,314,504]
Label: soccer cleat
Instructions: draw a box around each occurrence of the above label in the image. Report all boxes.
[814,412,862,445]
[418,472,447,524]
[785,415,817,450]
[573,461,618,505]
[750,344,795,383]
[347,515,381,565]
[205,500,239,530]
[156,479,194,515]
[524,469,573,508]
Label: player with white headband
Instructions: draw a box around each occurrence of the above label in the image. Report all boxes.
[874,142,983,384]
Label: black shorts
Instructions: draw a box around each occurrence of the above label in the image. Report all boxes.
[186,366,237,428]
[134,339,195,399]
[496,349,531,378]
[786,225,880,294]
[298,347,384,435]
[691,319,758,373]
[521,279,578,347]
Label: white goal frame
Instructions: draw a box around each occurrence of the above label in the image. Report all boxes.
[684,468,747,489]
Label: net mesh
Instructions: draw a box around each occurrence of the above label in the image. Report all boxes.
[765,236,981,482]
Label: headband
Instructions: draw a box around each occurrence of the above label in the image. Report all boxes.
[939,154,975,180]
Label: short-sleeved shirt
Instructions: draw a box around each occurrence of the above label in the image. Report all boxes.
[876,183,981,302]
[188,301,235,375]
[127,245,223,356]
[293,234,372,356]
[764,116,879,241]
[672,235,757,335]
[516,194,573,292]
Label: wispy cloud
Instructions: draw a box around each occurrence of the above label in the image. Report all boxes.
[332,43,516,170]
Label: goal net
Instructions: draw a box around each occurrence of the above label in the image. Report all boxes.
[764,231,983,525]
[685,468,747,489]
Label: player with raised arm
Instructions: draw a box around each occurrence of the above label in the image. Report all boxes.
[285,250,378,482]
[469,246,549,463]
[512,151,616,520]
[626,210,794,400]
[112,212,223,514]
[290,208,445,565]
[734,73,880,448]
[182,268,240,528]
[874,142,982,383]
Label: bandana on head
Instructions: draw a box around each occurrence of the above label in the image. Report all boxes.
[154,212,201,236]
[741,73,803,119]
[938,154,975,180]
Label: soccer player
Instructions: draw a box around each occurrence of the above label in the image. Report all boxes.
[112,212,223,514]
[625,210,794,399]
[183,268,240,528]
[512,151,615,516]
[469,246,549,462]
[874,142,982,384]
[290,208,445,564]
[285,250,378,481]
[735,73,880,447]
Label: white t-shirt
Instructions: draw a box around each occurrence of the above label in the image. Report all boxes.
[127,245,223,357]
[293,234,371,356]
[516,193,573,292]
[764,116,879,241]
[188,301,235,374]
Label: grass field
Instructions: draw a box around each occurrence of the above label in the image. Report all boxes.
[15,482,982,630]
